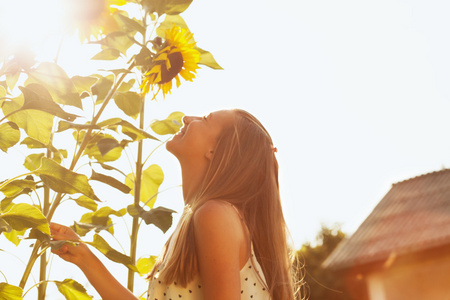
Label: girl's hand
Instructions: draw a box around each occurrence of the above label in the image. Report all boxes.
[50,222,94,268]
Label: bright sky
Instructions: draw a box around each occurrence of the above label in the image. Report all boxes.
[2,0,450,297]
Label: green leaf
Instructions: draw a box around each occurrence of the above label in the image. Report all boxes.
[83,134,125,163]
[156,15,189,39]
[71,196,98,211]
[98,118,159,141]
[3,228,26,246]
[90,169,131,194]
[0,86,6,106]
[97,162,127,176]
[113,91,141,120]
[0,121,20,152]
[126,164,164,208]
[23,153,44,171]
[0,81,8,94]
[126,204,141,217]
[91,75,114,105]
[20,137,46,149]
[73,207,125,236]
[136,255,157,276]
[71,76,98,96]
[2,95,53,144]
[96,138,122,156]
[0,197,14,212]
[27,62,82,109]
[97,32,134,55]
[135,46,153,67]
[26,228,51,243]
[144,0,193,15]
[91,48,121,60]
[4,61,21,91]
[72,222,112,237]
[150,111,184,135]
[117,14,145,35]
[18,85,79,121]
[87,234,138,272]
[196,47,223,70]
[164,0,193,15]
[0,179,36,197]
[55,279,92,300]
[0,283,23,300]
[117,79,136,92]
[49,240,70,250]
[141,206,176,233]
[34,157,100,201]
[56,121,101,133]
[1,203,50,235]
[0,217,12,234]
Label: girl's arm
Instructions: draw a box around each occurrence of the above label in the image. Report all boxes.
[193,200,248,300]
[50,223,138,300]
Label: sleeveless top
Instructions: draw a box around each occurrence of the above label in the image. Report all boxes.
[147,203,271,300]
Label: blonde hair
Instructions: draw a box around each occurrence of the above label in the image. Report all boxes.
[149,109,300,300]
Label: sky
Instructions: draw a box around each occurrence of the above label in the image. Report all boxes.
[2,0,450,297]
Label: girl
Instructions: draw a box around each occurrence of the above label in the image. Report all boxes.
[51,109,299,300]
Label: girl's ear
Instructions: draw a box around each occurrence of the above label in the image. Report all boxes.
[205,149,214,161]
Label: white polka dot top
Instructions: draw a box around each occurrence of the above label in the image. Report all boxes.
[147,245,271,300]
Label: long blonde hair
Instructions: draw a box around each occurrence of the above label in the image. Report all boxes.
[149,109,299,300]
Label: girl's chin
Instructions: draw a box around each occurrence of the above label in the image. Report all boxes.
[165,138,179,155]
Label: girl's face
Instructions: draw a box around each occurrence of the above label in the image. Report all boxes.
[166,110,236,162]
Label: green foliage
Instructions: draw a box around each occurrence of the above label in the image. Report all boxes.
[136,255,157,276]
[0,0,221,298]
[54,279,92,300]
[151,111,184,135]
[0,203,50,235]
[0,122,20,152]
[87,234,138,272]
[34,158,100,201]
[26,62,82,109]
[0,283,23,300]
[2,94,54,144]
[126,164,164,208]
[296,224,350,300]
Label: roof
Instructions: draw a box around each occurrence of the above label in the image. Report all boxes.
[323,168,450,271]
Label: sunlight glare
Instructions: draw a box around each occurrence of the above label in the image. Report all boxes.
[0,0,64,56]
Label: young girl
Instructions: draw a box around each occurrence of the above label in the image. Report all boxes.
[51,109,299,300]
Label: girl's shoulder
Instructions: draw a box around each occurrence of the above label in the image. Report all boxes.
[194,200,243,227]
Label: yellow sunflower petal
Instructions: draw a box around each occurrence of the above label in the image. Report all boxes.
[154,52,168,61]
[162,81,172,96]
[141,25,201,98]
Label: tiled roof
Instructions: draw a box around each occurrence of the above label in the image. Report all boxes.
[323,169,450,271]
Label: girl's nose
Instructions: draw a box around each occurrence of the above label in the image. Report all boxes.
[182,116,193,126]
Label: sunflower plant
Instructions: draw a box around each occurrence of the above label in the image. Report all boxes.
[0,0,221,299]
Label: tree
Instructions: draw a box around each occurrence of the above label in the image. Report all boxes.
[295,224,351,300]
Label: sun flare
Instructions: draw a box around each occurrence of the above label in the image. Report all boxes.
[0,0,64,57]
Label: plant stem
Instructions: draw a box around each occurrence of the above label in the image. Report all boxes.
[68,61,136,171]
[38,136,53,300]
[19,242,41,289]
[47,61,136,221]
[20,61,136,290]
[127,94,145,291]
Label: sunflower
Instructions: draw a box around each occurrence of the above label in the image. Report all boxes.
[63,0,126,41]
[140,26,201,98]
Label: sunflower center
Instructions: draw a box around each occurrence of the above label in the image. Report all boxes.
[159,51,184,84]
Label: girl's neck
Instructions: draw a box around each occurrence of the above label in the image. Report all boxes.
[180,160,208,203]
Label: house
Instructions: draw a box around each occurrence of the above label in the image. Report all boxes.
[322,169,450,300]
